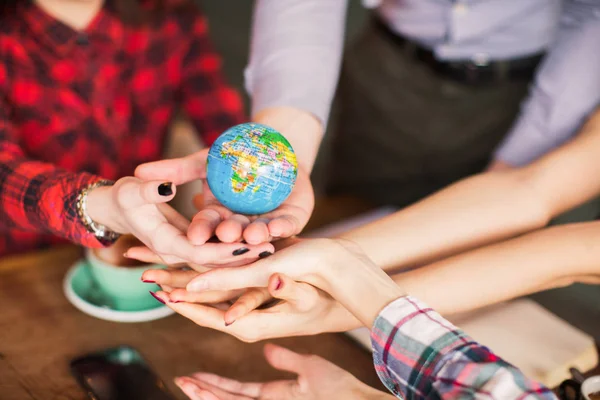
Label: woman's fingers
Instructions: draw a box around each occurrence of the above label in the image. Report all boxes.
[125,246,186,265]
[116,179,176,209]
[216,214,252,243]
[145,223,274,267]
[186,260,274,292]
[268,274,320,312]
[263,344,307,375]
[135,150,208,185]
[224,288,272,325]
[242,218,271,245]
[175,377,222,400]
[267,214,300,239]
[191,373,263,398]
[168,288,244,304]
[158,203,190,232]
[175,377,252,400]
[141,268,200,288]
[188,208,225,245]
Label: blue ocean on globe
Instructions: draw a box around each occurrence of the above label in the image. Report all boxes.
[206,123,298,215]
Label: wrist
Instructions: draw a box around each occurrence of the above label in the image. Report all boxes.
[85,184,123,233]
[324,239,406,327]
[252,106,322,172]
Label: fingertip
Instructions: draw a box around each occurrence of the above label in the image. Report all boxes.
[149,290,169,305]
[189,209,223,244]
[243,220,270,244]
[263,342,278,357]
[215,221,243,243]
[187,224,212,246]
[166,288,186,303]
[263,342,285,363]
[268,218,294,238]
[242,229,265,245]
[133,163,149,179]
[268,220,289,238]
[140,270,154,283]
[224,305,243,325]
[268,274,283,294]
[160,284,174,293]
[157,182,174,197]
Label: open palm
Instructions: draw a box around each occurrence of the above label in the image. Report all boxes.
[135,149,314,247]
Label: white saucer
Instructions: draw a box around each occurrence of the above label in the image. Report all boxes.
[63,260,175,323]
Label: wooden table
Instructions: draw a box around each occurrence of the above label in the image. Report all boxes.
[0,247,382,400]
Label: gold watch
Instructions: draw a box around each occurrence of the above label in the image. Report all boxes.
[76,180,121,245]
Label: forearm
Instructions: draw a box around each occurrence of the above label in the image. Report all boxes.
[253,107,322,172]
[340,109,600,272]
[247,0,347,171]
[323,240,405,328]
[339,167,551,270]
[395,220,600,316]
[0,145,103,247]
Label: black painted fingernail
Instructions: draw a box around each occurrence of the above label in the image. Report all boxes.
[149,291,165,304]
[232,248,249,256]
[259,251,272,259]
[158,182,173,196]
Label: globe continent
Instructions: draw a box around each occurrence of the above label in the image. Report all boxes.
[206,123,298,215]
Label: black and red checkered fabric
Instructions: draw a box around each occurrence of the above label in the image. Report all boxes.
[0,2,244,256]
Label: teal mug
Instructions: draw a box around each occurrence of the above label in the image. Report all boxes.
[85,237,166,311]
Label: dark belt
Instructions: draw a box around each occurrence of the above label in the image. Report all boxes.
[373,16,544,85]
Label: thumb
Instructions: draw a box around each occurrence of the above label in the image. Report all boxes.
[263,344,307,375]
[135,149,208,185]
[268,274,320,312]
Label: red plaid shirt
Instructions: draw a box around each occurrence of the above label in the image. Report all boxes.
[0,2,243,257]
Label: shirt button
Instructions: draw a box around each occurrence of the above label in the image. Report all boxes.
[76,34,89,46]
[453,2,469,16]
[472,53,490,66]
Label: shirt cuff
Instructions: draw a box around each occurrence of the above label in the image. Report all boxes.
[370,296,471,398]
[47,172,107,249]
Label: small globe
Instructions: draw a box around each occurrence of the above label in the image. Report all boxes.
[206,123,298,215]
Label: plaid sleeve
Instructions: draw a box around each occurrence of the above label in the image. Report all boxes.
[0,77,104,248]
[370,296,557,400]
[179,12,245,145]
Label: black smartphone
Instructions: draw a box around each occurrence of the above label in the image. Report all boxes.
[70,345,176,400]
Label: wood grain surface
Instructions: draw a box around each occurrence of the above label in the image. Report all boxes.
[0,246,382,400]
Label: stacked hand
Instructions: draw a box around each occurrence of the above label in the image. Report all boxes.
[146,239,405,340]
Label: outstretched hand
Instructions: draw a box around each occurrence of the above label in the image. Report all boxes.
[175,344,395,400]
[134,149,314,247]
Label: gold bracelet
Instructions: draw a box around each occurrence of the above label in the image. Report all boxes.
[76,180,121,245]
